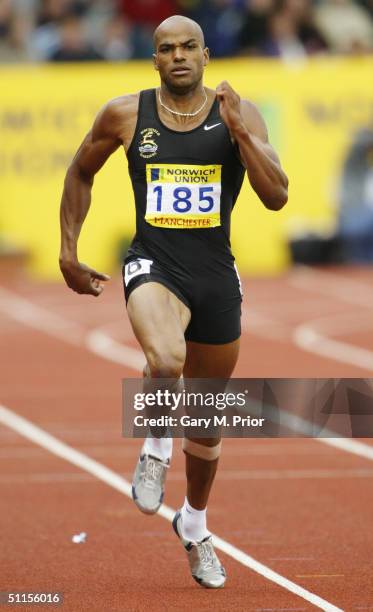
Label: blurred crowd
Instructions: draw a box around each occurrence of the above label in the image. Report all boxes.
[0,0,372,62]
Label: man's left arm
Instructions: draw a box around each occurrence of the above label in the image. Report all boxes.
[216,81,288,211]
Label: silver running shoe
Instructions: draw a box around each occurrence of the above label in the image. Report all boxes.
[131,454,169,515]
[172,510,226,589]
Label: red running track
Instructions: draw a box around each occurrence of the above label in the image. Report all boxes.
[1,266,373,611]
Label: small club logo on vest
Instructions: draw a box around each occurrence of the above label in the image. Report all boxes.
[139,127,160,158]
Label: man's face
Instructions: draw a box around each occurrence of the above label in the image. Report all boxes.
[153,24,209,94]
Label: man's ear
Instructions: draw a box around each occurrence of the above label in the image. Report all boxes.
[153,53,159,71]
[203,47,210,67]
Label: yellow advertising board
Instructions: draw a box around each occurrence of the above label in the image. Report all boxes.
[0,58,372,278]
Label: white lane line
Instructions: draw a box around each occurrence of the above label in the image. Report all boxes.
[294,322,373,371]
[86,327,144,370]
[0,285,144,372]
[297,312,373,338]
[241,307,290,341]
[320,438,373,461]
[289,267,373,371]
[0,403,343,612]
[0,287,83,346]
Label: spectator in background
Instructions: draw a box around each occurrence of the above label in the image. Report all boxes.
[118,0,178,58]
[117,0,178,25]
[102,15,132,61]
[337,128,373,262]
[30,0,109,60]
[357,0,373,18]
[282,0,329,54]
[84,0,119,54]
[239,0,328,58]
[0,13,31,61]
[263,4,308,59]
[239,0,274,55]
[37,0,77,25]
[182,0,245,57]
[0,0,372,61]
[0,0,11,39]
[314,0,373,53]
[48,14,103,61]
[29,0,73,60]
[0,0,35,61]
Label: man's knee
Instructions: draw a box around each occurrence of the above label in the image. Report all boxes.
[146,345,185,378]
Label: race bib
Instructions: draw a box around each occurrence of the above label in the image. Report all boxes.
[124,258,153,286]
[145,163,222,229]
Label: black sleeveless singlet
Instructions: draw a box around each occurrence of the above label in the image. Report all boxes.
[126,89,245,275]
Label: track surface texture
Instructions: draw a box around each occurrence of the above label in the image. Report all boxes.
[1,265,373,611]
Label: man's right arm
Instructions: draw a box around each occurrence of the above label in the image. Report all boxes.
[59,96,136,296]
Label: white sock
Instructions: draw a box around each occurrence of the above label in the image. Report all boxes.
[180,497,210,542]
[142,436,172,463]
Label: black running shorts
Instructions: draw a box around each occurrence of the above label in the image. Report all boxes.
[122,254,242,345]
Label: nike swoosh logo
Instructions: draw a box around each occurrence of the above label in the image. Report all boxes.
[204,123,221,131]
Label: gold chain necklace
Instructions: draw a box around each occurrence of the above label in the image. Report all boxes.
[158,89,208,117]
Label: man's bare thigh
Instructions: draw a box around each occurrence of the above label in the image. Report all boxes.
[127,281,191,354]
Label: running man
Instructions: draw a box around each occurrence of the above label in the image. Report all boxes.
[59,15,288,589]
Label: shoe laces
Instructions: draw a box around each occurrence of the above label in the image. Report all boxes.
[198,539,216,570]
[142,456,167,489]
